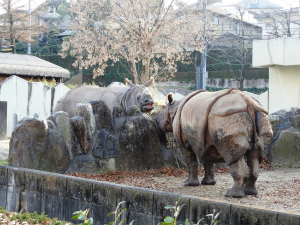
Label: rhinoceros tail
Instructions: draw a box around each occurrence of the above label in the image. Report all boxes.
[254,111,273,162]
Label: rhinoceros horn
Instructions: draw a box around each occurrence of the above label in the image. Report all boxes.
[125,78,135,88]
[143,77,154,87]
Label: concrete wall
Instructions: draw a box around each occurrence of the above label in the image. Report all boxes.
[0,75,70,137]
[253,38,300,68]
[1,165,300,225]
[243,91,269,111]
[156,82,269,110]
[156,79,269,89]
[269,65,300,113]
[253,37,300,114]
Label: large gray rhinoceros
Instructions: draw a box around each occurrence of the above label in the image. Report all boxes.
[156,88,273,198]
[54,78,155,118]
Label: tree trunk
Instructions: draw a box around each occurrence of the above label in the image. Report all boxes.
[8,0,14,45]
[130,55,139,84]
[141,56,150,84]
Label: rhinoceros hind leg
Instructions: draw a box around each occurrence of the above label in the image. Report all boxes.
[225,157,250,198]
[201,162,216,185]
[243,149,259,195]
[180,146,200,186]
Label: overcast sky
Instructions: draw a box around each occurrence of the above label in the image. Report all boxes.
[0,0,299,16]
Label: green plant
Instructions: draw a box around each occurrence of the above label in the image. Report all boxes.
[161,199,220,225]
[161,198,185,225]
[106,201,134,225]
[71,209,93,225]
[64,83,78,89]
[0,207,69,224]
[0,159,8,165]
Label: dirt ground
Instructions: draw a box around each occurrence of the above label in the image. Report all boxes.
[1,140,300,214]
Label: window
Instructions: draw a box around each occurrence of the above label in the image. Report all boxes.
[252,0,257,3]
[213,17,219,25]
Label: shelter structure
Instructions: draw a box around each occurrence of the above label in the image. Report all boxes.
[0,53,70,83]
[252,37,300,113]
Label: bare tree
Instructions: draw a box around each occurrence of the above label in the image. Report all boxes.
[210,3,260,91]
[60,0,212,84]
[265,6,300,38]
[0,0,44,48]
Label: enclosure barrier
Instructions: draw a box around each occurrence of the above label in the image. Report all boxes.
[0,165,299,225]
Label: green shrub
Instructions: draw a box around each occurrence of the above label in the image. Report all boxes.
[0,159,8,165]
[0,207,69,224]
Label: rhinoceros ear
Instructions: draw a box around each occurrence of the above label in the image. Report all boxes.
[167,93,174,105]
[125,78,134,88]
[143,77,154,87]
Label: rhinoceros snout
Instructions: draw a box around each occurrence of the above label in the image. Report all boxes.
[142,98,155,113]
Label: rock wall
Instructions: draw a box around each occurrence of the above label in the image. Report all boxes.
[8,100,177,174]
[1,165,300,225]
[268,108,300,167]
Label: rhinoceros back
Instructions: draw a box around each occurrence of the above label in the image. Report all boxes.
[176,89,272,164]
[53,85,128,118]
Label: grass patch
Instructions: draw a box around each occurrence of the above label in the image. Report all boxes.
[0,159,8,165]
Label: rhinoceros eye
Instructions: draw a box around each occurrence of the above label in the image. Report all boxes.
[137,96,141,100]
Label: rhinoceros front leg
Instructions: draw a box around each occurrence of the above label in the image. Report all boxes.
[226,157,250,198]
[201,162,216,185]
[243,149,259,195]
[178,145,200,186]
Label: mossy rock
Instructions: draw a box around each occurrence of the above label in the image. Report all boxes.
[268,128,300,168]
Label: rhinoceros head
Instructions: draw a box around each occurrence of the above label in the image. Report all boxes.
[123,77,155,113]
[156,93,178,132]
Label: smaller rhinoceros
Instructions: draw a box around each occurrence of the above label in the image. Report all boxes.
[156,88,273,198]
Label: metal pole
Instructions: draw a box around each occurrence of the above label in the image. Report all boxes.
[200,0,207,89]
[27,0,31,54]
[196,0,207,90]
[13,37,16,54]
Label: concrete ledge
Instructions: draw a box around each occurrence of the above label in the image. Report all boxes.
[1,164,300,225]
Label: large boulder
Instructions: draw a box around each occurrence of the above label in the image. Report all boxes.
[9,118,70,173]
[90,100,114,134]
[66,155,116,174]
[268,107,300,167]
[48,111,83,160]
[268,128,300,167]
[115,110,165,171]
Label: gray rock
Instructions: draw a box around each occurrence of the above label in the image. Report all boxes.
[76,103,96,135]
[48,111,83,159]
[66,154,115,174]
[269,107,300,137]
[268,127,300,168]
[90,100,114,134]
[125,105,141,116]
[70,116,91,154]
[93,129,117,159]
[113,106,126,119]
[115,113,164,171]
[9,118,70,173]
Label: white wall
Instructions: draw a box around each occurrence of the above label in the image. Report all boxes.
[253,37,300,68]
[253,37,300,114]
[243,91,269,111]
[0,76,70,137]
[269,65,300,113]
